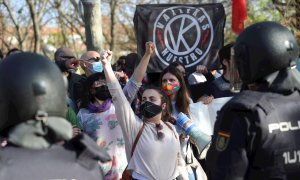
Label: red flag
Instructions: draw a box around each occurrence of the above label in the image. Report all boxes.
[232,0,247,34]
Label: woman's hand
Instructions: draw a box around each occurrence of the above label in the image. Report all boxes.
[145,41,155,56]
[100,50,113,67]
[101,50,118,83]
[198,95,214,104]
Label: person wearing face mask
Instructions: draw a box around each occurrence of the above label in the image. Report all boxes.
[69,51,104,109]
[77,72,126,179]
[77,42,155,179]
[101,50,189,180]
[79,51,104,77]
[75,51,140,108]
[161,66,209,180]
[0,52,109,179]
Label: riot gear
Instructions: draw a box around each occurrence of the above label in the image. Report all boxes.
[207,22,300,180]
[234,21,299,85]
[0,53,67,133]
[0,52,109,179]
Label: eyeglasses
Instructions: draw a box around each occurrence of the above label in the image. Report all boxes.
[156,123,165,140]
[60,55,76,60]
[86,57,101,62]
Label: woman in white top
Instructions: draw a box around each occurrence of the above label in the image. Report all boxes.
[161,66,208,180]
[77,42,155,179]
[101,50,188,180]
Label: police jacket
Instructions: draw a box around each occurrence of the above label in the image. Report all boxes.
[0,134,110,180]
[206,90,300,180]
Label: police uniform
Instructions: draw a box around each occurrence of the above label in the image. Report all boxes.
[206,21,300,180]
[0,134,109,180]
[206,90,300,180]
[0,53,110,180]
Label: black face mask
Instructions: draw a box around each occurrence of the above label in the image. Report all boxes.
[95,85,112,101]
[140,101,162,119]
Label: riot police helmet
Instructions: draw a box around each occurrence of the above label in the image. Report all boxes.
[234,21,299,85]
[0,52,67,132]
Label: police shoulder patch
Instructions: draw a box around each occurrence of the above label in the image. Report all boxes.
[215,131,230,152]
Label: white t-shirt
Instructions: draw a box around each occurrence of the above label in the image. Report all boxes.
[108,82,186,180]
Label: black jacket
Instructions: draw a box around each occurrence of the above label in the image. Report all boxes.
[206,90,300,180]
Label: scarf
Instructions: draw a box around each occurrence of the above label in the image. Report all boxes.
[88,99,112,113]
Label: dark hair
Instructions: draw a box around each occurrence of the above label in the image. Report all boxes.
[80,72,106,108]
[143,85,172,122]
[0,49,3,59]
[160,66,190,115]
[169,61,185,69]
[219,43,234,66]
[124,53,139,77]
[112,56,126,71]
[117,56,126,64]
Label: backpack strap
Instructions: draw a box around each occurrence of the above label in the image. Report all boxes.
[130,123,145,157]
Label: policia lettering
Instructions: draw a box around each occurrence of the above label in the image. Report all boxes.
[153,6,213,68]
[269,121,300,133]
[269,121,300,165]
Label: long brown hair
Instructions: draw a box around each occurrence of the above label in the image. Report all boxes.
[143,86,173,122]
[160,66,190,115]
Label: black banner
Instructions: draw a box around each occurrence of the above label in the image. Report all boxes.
[134,3,226,73]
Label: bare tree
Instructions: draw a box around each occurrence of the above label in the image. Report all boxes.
[52,0,68,47]
[2,0,32,51]
[26,0,50,53]
[108,0,117,51]
[102,0,140,57]
[80,0,103,51]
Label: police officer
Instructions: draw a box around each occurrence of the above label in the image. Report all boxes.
[206,21,300,180]
[0,52,110,179]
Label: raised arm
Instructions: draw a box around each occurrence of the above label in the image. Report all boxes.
[101,51,142,159]
[101,50,118,84]
[132,42,155,83]
[123,42,155,103]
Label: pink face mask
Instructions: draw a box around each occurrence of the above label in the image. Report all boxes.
[162,82,180,96]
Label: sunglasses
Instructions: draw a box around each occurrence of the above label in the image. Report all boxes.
[60,55,76,60]
[86,57,101,62]
[156,123,165,140]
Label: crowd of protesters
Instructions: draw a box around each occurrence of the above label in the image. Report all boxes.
[56,42,232,179]
[0,21,300,180]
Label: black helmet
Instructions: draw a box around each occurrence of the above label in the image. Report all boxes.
[234,21,299,85]
[0,52,67,132]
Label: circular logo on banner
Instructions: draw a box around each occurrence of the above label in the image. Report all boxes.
[153,6,213,68]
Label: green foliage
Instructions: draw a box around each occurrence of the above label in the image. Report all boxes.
[47,32,65,46]
[247,0,281,23]
[224,0,282,45]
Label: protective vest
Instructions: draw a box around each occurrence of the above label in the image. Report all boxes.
[0,134,110,180]
[217,90,300,180]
